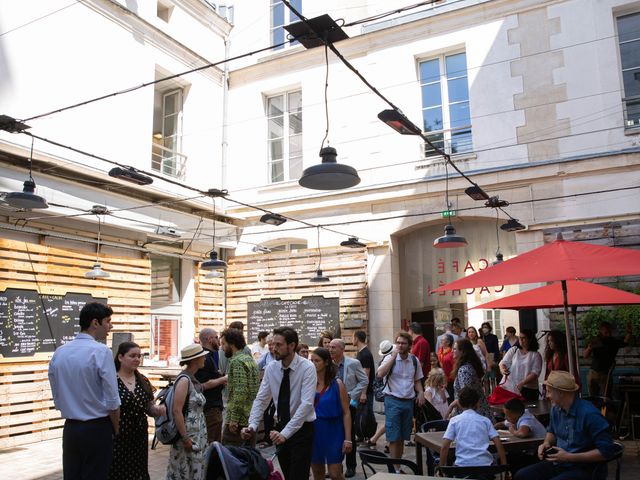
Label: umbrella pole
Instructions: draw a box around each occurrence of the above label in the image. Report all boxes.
[571,306,580,386]
[562,280,576,378]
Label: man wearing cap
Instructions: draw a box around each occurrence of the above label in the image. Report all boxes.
[514,370,617,480]
[48,302,120,480]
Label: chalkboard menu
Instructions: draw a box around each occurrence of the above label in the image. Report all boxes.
[247,296,340,346]
[0,288,107,358]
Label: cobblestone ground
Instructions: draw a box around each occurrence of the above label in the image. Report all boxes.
[2,421,639,479]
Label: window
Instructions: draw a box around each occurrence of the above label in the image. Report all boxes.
[617,12,640,127]
[419,52,472,157]
[270,0,301,49]
[267,90,303,183]
[152,85,187,179]
[484,309,502,340]
[265,239,307,252]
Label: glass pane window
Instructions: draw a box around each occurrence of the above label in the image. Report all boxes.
[270,0,302,50]
[151,86,186,179]
[419,52,473,157]
[618,13,640,127]
[267,90,302,183]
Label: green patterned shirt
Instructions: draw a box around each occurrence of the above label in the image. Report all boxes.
[225,350,260,425]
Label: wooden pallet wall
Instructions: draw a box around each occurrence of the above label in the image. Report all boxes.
[194,271,226,333]
[0,238,151,449]
[223,246,368,348]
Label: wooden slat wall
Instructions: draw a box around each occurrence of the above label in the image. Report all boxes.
[221,246,368,349]
[194,272,226,333]
[0,238,151,449]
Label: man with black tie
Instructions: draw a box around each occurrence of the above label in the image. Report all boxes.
[242,327,316,479]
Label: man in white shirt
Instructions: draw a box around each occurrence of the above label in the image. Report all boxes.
[377,331,425,470]
[251,330,269,361]
[242,327,316,479]
[48,302,120,480]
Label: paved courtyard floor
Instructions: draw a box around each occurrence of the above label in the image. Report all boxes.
[2,428,639,479]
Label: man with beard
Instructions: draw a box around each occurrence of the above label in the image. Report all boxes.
[242,327,316,480]
[195,328,228,443]
[220,327,260,446]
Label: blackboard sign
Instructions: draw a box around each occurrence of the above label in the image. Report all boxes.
[0,288,107,358]
[247,296,340,346]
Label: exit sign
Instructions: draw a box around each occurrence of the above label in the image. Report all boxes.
[441,210,457,218]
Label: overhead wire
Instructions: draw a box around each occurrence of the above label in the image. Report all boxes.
[0,1,81,38]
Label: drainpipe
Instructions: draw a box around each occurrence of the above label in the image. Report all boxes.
[221,38,230,190]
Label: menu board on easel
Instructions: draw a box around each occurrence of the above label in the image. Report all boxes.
[0,288,107,358]
[247,295,340,345]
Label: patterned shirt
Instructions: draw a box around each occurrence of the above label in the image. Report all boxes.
[226,350,260,425]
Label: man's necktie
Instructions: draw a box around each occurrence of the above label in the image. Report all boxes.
[277,368,291,428]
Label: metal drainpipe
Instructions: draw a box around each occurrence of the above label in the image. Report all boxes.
[220,36,231,325]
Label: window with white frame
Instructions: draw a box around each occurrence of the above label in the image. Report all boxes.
[617,12,640,128]
[267,90,302,183]
[419,52,472,157]
[484,309,502,339]
[270,0,301,49]
[152,85,186,180]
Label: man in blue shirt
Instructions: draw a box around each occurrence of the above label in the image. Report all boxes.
[48,302,121,480]
[514,370,616,480]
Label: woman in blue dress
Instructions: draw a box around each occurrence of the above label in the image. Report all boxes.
[310,347,352,480]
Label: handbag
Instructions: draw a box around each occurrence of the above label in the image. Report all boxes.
[354,403,377,439]
[487,375,525,405]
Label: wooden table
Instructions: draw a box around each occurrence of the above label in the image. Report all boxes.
[367,474,444,480]
[415,431,544,475]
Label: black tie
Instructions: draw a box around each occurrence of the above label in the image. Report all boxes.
[277,368,291,428]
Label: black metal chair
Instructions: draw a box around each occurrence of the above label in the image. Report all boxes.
[358,449,419,478]
[591,440,624,480]
[436,464,510,479]
[419,419,449,475]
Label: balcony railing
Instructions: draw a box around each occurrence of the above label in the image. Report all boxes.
[151,143,187,180]
[623,96,640,129]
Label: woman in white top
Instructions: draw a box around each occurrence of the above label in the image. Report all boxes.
[466,326,492,372]
[498,329,542,402]
[424,371,449,420]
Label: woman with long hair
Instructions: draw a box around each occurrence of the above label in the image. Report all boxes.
[310,347,352,480]
[544,330,580,387]
[166,344,208,480]
[446,338,492,420]
[318,331,334,348]
[466,326,493,372]
[499,329,543,402]
[109,342,164,480]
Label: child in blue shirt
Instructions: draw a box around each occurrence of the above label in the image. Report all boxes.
[441,387,507,472]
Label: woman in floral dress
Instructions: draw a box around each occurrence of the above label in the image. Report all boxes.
[109,342,165,480]
[166,344,208,480]
[446,338,493,420]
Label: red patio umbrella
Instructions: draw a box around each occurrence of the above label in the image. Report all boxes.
[432,236,640,376]
[469,280,640,310]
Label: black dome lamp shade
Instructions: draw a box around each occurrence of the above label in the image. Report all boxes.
[298,146,360,190]
[310,269,330,283]
[433,223,468,248]
[5,138,48,210]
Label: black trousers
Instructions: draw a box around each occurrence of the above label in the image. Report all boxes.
[263,400,276,442]
[63,417,113,480]
[278,421,314,480]
[346,405,357,470]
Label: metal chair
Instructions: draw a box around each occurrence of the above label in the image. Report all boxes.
[358,449,419,478]
[436,464,510,479]
[419,419,449,475]
[591,440,624,480]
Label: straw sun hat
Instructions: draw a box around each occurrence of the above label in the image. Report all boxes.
[179,343,208,363]
[544,370,580,392]
[378,340,394,356]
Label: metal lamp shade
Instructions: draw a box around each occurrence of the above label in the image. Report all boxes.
[201,251,227,270]
[298,147,360,190]
[4,179,49,209]
[310,269,330,283]
[85,263,110,279]
[433,224,467,248]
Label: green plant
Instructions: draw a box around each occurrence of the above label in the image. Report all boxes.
[612,284,640,338]
[578,307,614,345]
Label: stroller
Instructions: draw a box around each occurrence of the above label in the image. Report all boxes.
[204,441,283,480]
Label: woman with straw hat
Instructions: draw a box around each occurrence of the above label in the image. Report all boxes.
[166,344,208,480]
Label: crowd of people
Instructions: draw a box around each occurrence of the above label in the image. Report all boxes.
[48,303,632,480]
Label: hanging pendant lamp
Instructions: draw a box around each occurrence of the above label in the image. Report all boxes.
[298,44,360,191]
[85,206,110,278]
[310,226,330,282]
[433,161,466,248]
[4,138,49,210]
[205,270,225,279]
[201,196,227,271]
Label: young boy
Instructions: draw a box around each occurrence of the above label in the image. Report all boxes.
[494,398,547,439]
[440,387,507,473]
